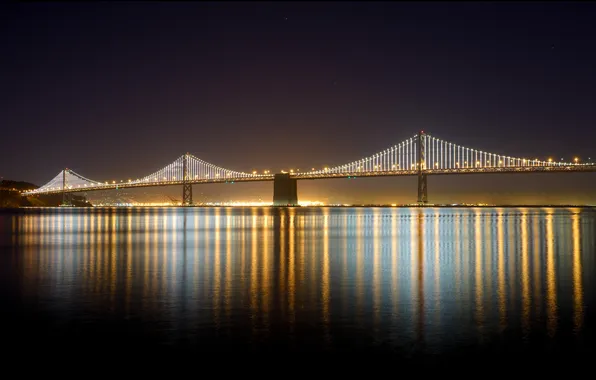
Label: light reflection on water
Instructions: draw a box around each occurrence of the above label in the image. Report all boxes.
[1,206,595,355]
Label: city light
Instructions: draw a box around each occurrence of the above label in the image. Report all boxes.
[89,200,326,207]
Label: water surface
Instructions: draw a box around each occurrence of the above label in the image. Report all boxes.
[1,207,595,357]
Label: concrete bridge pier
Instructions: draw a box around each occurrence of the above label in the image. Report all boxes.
[273,173,298,206]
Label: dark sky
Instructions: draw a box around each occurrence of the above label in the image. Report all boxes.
[2,1,596,204]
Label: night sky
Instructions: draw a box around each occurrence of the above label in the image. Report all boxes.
[2,2,596,204]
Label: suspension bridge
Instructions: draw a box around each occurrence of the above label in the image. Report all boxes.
[21,131,596,206]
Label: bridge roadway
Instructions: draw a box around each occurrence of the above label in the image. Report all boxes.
[22,175,274,195]
[295,164,596,179]
[22,164,596,205]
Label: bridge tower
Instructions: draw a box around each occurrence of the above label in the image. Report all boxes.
[61,169,72,206]
[182,153,193,206]
[273,173,298,206]
[417,131,428,204]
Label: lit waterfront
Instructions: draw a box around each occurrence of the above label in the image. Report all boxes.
[87,200,327,207]
[1,206,595,356]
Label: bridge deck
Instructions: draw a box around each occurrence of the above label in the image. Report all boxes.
[21,164,596,196]
[22,176,275,195]
[292,165,596,180]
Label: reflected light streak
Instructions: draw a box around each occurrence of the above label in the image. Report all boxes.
[433,209,440,327]
[356,212,363,324]
[145,211,152,310]
[288,208,296,331]
[474,210,484,332]
[521,210,531,336]
[240,210,246,287]
[279,211,286,318]
[160,211,168,299]
[532,213,542,321]
[484,210,492,319]
[298,212,305,306]
[545,211,557,337]
[342,210,349,318]
[572,213,583,333]
[77,214,85,295]
[454,213,461,318]
[262,212,270,331]
[507,213,516,317]
[322,208,331,345]
[462,214,470,317]
[87,212,94,294]
[372,208,381,336]
[309,213,316,322]
[171,210,178,304]
[250,210,258,333]
[126,210,133,315]
[213,209,221,329]
[225,209,232,321]
[416,210,425,345]
[391,208,398,323]
[150,211,158,298]
[194,212,200,302]
[497,211,506,329]
[204,210,211,305]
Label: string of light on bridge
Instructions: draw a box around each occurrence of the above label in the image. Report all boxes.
[22,132,593,196]
[293,133,589,177]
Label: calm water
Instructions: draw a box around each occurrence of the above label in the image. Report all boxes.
[1,207,595,357]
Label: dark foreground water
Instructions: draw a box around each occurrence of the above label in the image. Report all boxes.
[1,207,595,358]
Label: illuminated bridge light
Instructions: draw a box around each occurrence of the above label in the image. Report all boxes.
[22,131,594,198]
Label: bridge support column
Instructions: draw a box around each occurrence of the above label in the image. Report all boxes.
[182,153,193,206]
[61,169,72,206]
[417,131,428,204]
[182,183,192,206]
[273,173,298,206]
[417,173,427,204]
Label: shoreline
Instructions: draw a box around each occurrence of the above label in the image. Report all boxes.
[1,204,595,213]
